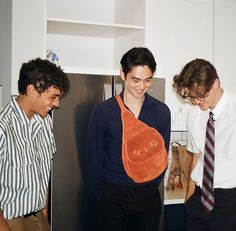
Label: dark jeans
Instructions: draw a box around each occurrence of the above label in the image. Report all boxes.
[99,182,161,231]
[185,186,236,231]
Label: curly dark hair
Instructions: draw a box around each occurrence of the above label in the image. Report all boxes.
[173,58,219,98]
[18,58,70,97]
[120,47,156,76]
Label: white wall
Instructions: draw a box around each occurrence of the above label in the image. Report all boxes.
[0,0,12,107]
[0,0,46,107]
[11,0,47,95]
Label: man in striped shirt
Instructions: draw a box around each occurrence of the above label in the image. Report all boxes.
[0,58,70,231]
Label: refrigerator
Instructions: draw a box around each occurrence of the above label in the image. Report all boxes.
[51,73,166,231]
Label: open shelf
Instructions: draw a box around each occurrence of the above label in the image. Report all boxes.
[62,66,119,75]
[46,0,145,77]
[47,17,144,38]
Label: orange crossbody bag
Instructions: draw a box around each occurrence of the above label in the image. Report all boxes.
[116,95,168,183]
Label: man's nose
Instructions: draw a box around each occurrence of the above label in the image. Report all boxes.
[193,98,202,104]
[139,81,145,89]
[53,98,60,108]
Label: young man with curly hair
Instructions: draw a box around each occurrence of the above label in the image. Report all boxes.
[0,58,70,231]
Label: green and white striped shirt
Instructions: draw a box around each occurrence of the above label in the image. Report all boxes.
[0,96,56,219]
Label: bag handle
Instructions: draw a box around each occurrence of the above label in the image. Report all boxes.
[171,141,182,147]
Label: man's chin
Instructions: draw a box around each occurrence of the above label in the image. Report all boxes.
[134,92,145,98]
[198,105,209,111]
[39,112,49,118]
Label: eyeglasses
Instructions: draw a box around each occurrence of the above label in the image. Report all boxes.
[181,81,218,104]
[183,95,205,102]
[182,92,209,103]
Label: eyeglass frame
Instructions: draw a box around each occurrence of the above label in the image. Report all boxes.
[181,91,210,103]
[180,79,220,104]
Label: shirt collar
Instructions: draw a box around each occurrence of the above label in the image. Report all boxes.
[10,95,43,126]
[211,91,227,120]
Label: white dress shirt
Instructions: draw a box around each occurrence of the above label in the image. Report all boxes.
[187,91,236,189]
[0,96,56,219]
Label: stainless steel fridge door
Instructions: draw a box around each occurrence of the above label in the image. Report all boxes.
[148,78,165,103]
[51,74,112,231]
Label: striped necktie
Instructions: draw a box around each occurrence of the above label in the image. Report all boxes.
[201,111,215,212]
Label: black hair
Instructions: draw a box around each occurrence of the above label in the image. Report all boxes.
[18,58,70,97]
[120,47,156,76]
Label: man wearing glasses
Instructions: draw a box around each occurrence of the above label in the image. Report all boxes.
[173,58,236,231]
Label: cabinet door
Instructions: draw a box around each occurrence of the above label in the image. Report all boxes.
[214,0,236,94]
[146,0,213,131]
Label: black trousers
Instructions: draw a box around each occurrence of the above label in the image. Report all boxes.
[99,182,161,231]
[185,186,236,231]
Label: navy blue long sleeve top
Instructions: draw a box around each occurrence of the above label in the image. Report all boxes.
[87,93,171,198]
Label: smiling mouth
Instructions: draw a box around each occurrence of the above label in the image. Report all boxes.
[136,91,144,94]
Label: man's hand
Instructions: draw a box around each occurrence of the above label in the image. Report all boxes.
[185,178,195,202]
[185,152,199,203]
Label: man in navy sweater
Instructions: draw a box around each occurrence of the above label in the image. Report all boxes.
[87,47,171,231]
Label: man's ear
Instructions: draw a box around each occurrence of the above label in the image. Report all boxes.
[213,78,220,89]
[26,84,37,96]
[120,69,126,81]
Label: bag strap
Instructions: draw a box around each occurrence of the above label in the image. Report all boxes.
[116,94,128,113]
[116,95,165,136]
[116,95,149,129]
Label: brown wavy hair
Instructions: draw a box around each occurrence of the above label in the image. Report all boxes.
[173,58,219,98]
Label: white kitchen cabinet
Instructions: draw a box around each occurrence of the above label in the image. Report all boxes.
[152,0,236,131]
[214,0,236,95]
[146,0,214,131]
[46,0,145,75]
